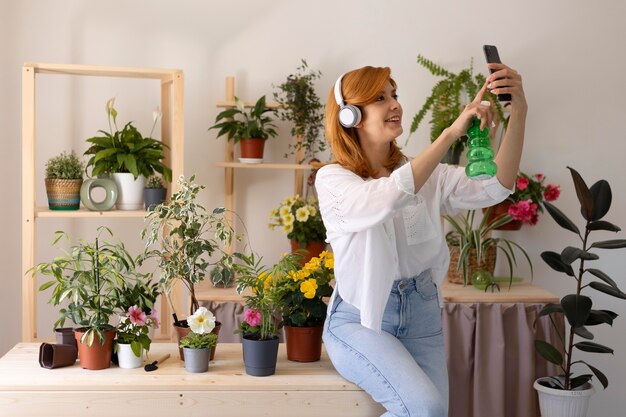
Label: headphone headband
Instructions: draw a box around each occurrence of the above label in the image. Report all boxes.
[334,73,346,106]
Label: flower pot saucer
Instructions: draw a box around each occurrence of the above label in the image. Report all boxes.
[239,158,263,164]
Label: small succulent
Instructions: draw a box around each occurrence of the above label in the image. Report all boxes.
[45,151,84,180]
[146,175,165,189]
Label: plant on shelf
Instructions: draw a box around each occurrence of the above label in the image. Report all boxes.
[115,305,159,369]
[30,227,138,370]
[84,98,172,210]
[273,59,325,162]
[208,95,278,160]
[533,167,626,415]
[144,174,167,211]
[445,208,533,286]
[269,194,327,265]
[179,307,218,373]
[44,150,85,210]
[408,55,506,163]
[141,175,240,354]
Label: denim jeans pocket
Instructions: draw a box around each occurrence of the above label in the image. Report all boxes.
[416,281,438,301]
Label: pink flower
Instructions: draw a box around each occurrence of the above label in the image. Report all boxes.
[149,307,160,329]
[543,184,561,202]
[508,199,538,225]
[516,177,529,191]
[535,173,545,182]
[128,305,147,326]
[243,309,262,327]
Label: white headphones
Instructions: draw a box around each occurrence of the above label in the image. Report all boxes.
[334,73,362,128]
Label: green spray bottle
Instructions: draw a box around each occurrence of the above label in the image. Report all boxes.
[465,105,497,180]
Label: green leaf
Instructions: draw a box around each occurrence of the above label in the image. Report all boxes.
[567,166,594,221]
[590,239,626,249]
[541,251,575,276]
[588,282,626,299]
[579,360,609,389]
[586,269,618,290]
[585,309,616,326]
[574,341,614,354]
[589,179,612,221]
[544,201,580,235]
[561,247,598,264]
[570,374,593,389]
[131,340,141,357]
[574,325,594,340]
[38,281,56,292]
[587,220,621,232]
[561,294,592,328]
[534,340,563,365]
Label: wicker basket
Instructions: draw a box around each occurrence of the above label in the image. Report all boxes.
[447,245,497,285]
[45,178,82,210]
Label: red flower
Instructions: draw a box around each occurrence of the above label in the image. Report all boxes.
[516,177,529,191]
[543,184,561,202]
[244,309,262,327]
[508,199,538,225]
[535,173,545,182]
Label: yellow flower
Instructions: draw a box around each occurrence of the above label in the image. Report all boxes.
[295,207,310,222]
[282,223,293,233]
[264,274,273,290]
[282,213,295,226]
[319,250,328,259]
[279,205,291,218]
[300,278,318,299]
[288,195,299,206]
[270,208,279,218]
[324,254,334,269]
[306,205,317,216]
[304,256,321,271]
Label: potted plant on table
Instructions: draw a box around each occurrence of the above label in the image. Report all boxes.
[115,305,159,369]
[274,251,334,362]
[408,55,506,163]
[144,174,167,211]
[533,167,626,417]
[208,95,278,162]
[30,227,137,370]
[44,150,84,210]
[84,98,172,210]
[141,175,240,360]
[445,208,533,287]
[268,195,327,266]
[179,307,218,373]
[273,59,325,163]
[485,171,561,230]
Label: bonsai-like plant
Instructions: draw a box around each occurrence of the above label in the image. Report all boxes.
[535,167,626,391]
[208,95,278,143]
[273,59,325,162]
[445,208,533,286]
[145,175,165,189]
[31,227,139,346]
[141,175,239,321]
[268,195,326,248]
[407,55,506,158]
[84,98,172,181]
[45,151,84,179]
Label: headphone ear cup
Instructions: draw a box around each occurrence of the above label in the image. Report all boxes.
[339,104,362,128]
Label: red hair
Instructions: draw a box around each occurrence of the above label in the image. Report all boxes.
[325,66,405,178]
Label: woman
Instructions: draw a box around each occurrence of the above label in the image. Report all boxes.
[316,63,526,417]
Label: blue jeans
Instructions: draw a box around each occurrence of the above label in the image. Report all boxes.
[323,270,448,417]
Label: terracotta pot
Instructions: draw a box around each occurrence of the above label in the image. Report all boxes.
[285,324,324,362]
[74,327,116,370]
[174,320,221,361]
[239,138,266,160]
[483,201,523,231]
[290,240,327,267]
[447,245,497,285]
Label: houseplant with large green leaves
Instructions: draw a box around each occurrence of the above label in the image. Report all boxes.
[533,167,626,417]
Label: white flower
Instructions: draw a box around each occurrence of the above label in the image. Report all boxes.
[153,106,162,124]
[106,97,115,114]
[282,223,293,233]
[306,205,316,216]
[282,213,295,226]
[288,195,299,206]
[187,307,216,334]
[295,207,310,222]
[279,205,291,218]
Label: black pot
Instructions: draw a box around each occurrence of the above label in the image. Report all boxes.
[242,335,279,377]
[144,188,167,211]
[55,327,77,350]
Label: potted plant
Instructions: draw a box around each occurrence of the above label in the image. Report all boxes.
[445,208,533,286]
[179,307,218,373]
[141,175,239,359]
[273,59,325,163]
[30,227,137,370]
[268,195,327,266]
[274,251,334,362]
[144,174,167,211]
[110,271,161,340]
[115,305,159,369]
[84,98,172,210]
[485,171,561,230]
[208,95,278,162]
[44,150,84,210]
[234,252,288,376]
[533,167,626,417]
[408,55,506,164]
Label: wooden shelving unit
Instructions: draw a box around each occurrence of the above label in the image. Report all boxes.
[21,63,185,342]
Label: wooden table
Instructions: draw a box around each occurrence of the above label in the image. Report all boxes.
[441,279,559,304]
[0,343,384,417]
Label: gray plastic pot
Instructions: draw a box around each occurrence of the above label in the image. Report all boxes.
[242,335,279,377]
[182,347,210,373]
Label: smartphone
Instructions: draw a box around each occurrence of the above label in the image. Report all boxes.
[483,45,512,101]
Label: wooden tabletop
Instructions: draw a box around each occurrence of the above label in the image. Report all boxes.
[441,280,559,304]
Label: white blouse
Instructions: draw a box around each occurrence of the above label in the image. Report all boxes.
[315,161,512,333]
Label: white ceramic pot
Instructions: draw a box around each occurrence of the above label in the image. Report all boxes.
[534,377,594,417]
[112,173,146,210]
[117,343,143,369]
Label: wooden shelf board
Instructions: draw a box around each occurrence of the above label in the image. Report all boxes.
[215,162,321,170]
[34,207,148,219]
[441,280,559,304]
[195,282,246,303]
[24,62,180,81]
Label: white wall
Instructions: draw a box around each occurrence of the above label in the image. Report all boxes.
[1,0,625,414]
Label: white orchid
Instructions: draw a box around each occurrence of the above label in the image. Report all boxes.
[187,307,216,334]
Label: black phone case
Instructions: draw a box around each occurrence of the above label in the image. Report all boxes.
[483,45,512,101]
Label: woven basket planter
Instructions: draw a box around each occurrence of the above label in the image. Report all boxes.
[447,245,496,285]
[45,178,82,210]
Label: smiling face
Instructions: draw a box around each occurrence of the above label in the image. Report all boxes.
[356,80,403,146]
